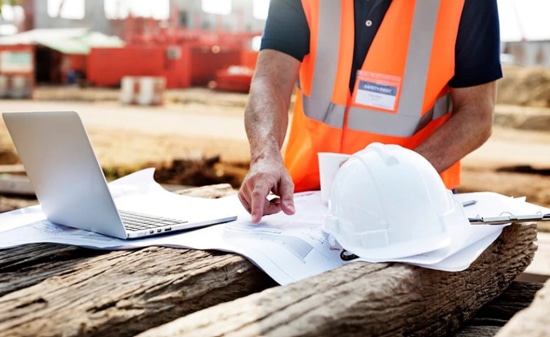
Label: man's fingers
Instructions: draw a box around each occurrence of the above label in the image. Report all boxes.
[238,167,294,223]
[278,176,295,215]
[281,197,295,215]
[250,183,271,223]
[263,197,282,216]
[237,190,251,213]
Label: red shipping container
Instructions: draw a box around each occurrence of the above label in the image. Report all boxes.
[87,46,165,87]
[240,49,259,70]
[88,46,192,89]
[190,45,242,86]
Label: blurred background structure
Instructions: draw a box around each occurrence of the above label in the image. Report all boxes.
[0,0,546,98]
[0,0,549,217]
[498,0,550,67]
[0,0,268,97]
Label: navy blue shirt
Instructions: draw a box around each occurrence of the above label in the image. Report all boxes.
[261,0,503,91]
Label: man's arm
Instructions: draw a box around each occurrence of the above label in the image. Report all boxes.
[414,0,501,172]
[414,81,497,173]
[238,49,301,223]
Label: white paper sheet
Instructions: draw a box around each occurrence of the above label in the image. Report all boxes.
[1,169,547,285]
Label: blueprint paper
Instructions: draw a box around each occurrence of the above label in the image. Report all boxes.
[356,193,512,266]
[0,169,547,286]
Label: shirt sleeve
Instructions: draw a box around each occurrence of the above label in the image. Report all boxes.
[260,0,310,62]
[449,0,503,88]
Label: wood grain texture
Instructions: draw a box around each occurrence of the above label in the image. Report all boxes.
[0,181,540,337]
[135,223,537,337]
[495,279,550,337]
[0,246,276,337]
[455,281,543,336]
[467,281,543,326]
[0,184,273,337]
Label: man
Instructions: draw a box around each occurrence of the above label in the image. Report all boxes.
[238,0,502,223]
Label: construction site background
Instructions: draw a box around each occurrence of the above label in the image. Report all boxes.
[28,65,550,107]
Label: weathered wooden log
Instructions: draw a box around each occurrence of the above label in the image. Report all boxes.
[455,281,543,337]
[0,245,277,337]
[455,326,502,337]
[495,279,550,337]
[0,184,279,337]
[0,182,540,337]
[517,232,550,283]
[466,281,543,326]
[135,223,537,337]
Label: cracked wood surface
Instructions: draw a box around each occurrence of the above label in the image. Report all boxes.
[0,245,277,337]
[0,183,540,337]
[0,184,277,337]
[134,223,537,337]
[495,279,550,337]
[456,281,543,336]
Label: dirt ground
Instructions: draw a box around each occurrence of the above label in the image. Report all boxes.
[1,66,550,229]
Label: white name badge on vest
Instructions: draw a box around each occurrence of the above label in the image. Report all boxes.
[353,71,402,112]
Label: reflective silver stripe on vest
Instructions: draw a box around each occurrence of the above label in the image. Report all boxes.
[301,0,346,128]
[348,94,451,134]
[300,0,450,137]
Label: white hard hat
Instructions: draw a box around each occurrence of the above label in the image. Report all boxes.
[323,142,469,261]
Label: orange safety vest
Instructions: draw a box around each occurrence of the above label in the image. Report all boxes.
[284,0,465,192]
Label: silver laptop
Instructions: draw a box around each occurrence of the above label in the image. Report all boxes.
[2,110,237,239]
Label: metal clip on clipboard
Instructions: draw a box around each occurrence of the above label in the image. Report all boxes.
[469,212,550,225]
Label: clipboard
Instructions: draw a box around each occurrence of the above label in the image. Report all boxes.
[469,213,550,225]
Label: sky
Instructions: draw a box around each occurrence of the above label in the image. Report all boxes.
[497,0,550,41]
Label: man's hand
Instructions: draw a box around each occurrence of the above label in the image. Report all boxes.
[238,157,295,224]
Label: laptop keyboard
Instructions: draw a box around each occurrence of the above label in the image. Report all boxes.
[118,210,188,233]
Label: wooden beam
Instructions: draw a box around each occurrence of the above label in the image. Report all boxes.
[456,281,543,336]
[0,183,540,336]
[134,223,537,337]
[520,232,550,282]
[495,279,550,337]
[0,184,273,337]
[0,245,277,337]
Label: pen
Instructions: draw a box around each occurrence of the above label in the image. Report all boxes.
[461,200,477,207]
